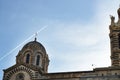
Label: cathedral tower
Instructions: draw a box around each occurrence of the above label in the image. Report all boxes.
[109,8,120,66]
[3,38,49,80]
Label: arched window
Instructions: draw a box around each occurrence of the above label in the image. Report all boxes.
[36,55,40,66]
[16,73,24,80]
[26,54,30,64]
[115,73,117,75]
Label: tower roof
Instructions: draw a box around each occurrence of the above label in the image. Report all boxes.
[21,40,46,54]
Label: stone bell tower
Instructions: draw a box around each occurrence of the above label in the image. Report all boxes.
[3,38,49,80]
[109,7,120,66]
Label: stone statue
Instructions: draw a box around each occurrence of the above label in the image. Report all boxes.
[117,8,120,19]
[110,15,115,24]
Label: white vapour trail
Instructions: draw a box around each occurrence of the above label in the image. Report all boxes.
[0,25,48,62]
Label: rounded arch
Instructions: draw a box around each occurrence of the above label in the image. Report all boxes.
[23,49,33,55]
[5,67,33,80]
[23,50,32,64]
[36,50,44,57]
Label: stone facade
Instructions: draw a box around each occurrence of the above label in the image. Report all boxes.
[3,39,49,80]
[3,8,120,80]
[110,8,120,67]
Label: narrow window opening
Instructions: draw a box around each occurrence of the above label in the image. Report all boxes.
[36,55,40,66]
[115,73,117,75]
[26,54,30,64]
[102,74,104,76]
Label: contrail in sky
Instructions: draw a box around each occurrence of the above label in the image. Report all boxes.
[0,25,48,62]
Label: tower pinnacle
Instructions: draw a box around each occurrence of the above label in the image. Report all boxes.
[109,7,120,67]
[34,32,37,41]
[117,7,120,19]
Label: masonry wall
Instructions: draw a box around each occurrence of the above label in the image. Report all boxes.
[42,67,120,80]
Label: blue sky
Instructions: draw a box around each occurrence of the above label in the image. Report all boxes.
[0,0,119,79]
